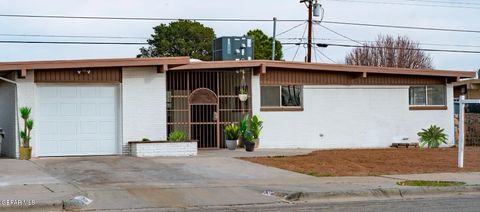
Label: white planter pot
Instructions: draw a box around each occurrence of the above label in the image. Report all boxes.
[226,139,238,150]
[238,94,248,102]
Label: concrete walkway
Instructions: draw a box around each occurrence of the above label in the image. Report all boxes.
[1,150,480,211]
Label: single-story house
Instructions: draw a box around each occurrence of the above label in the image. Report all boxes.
[0,57,474,157]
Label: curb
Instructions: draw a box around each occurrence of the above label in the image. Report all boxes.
[284,185,480,201]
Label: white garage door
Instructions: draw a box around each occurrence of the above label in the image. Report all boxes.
[37,85,118,156]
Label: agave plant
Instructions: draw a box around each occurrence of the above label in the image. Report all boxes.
[417,125,448,148]
[19,107,33,148]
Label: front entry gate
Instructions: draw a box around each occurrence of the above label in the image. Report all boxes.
[167,70,252,149]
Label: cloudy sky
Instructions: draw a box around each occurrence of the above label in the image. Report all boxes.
[0,0,478,71]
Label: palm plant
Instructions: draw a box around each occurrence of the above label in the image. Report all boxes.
[417,125,448,148]
[19,107,33,148]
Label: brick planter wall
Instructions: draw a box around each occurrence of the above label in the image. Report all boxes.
[129,141,197,157]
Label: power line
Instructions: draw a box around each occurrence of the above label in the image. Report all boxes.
[0,33,147,40]
[281,42,480,54]
[293,23,309,61]
[316,23,363,45]
[0,40,147,45]
[276,21,307,37]
[0,13,478,34]
[320,20,480,34]
[324,0,480,9]
[0,14,302,22]
[402,0,480,6]
[278,37,480,48]
[0,39,478,54]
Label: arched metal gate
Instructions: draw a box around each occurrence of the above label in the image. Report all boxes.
[166,70,252,149]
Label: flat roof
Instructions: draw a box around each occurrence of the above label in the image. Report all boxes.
[170,60,475,78]
[0,57,474,79]
[0,57,190,71]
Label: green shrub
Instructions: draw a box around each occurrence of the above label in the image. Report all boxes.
[168,131,188,142]
[224,124,240,140]
[417,125,448,148]
[250,115,263,139]
[142,138,151,142]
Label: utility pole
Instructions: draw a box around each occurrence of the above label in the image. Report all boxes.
[301,0,321,63]
[272,17,277,61]
[307,1,313,63]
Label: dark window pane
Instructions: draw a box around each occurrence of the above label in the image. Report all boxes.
[261,86,280,107]
[409,86,426,105]
[427,85,446,105]
[281,85,302,107]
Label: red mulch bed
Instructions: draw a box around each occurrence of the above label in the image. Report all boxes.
[241,147,480,176]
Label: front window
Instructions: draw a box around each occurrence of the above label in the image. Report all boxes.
[409,85,446,106]
[261,85,302,109]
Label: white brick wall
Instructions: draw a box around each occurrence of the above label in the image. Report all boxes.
[252,75,455,149]
[130,142,197,157]
[15,71,36,157]
[122,67,167,146]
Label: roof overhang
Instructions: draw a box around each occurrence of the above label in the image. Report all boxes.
[0,57,474,81]
[170,60,475,79]
[0,57,190,72]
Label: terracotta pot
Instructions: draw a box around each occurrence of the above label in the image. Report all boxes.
[226,139,237,150]
[19,146,32,160]
[245,142,255,152]
[253,138,260,149]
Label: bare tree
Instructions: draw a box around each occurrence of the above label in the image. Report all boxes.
[345,35,433,69]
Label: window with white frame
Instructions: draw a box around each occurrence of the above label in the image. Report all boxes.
[261,85,302,108]
[409,85,446,106]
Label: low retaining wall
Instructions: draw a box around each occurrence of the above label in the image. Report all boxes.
[128,141,197,157]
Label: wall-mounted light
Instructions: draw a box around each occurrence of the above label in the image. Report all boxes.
[76,69,92,75]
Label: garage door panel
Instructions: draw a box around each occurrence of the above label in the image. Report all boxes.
[58,140,78,154]
[37,85,118,156]
[60,103,78,116]
[80,103,97,116]
[59,87,77,98]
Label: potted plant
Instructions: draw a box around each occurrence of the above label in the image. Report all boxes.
[238,88,248,102]
[19,107,33,160]
[243,129,255,152]
[238,114,250,147]
[250,115,263,148]
[168,131,188,141]
[224,124,240,150]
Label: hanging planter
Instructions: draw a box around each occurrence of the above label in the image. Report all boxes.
[238,88,248,102]
[238,69,248,102]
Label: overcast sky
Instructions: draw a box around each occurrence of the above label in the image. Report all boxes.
[0,0,478,71]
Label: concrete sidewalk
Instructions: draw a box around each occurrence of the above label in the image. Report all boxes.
[1,152,480,211]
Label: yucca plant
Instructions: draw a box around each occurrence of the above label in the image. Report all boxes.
[417,125,448,148]
[224,124,240,140]
[168,131,187,142]
[19,107,33,148]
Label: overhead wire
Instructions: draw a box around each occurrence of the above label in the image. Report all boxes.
[0,13,478,34]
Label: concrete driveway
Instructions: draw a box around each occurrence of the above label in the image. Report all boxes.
[29,151,322,210]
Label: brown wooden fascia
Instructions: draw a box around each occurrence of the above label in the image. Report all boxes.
[157,64,169,73]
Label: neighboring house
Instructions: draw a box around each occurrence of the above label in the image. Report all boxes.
[0,57,474,157]
[454,79,480,100]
